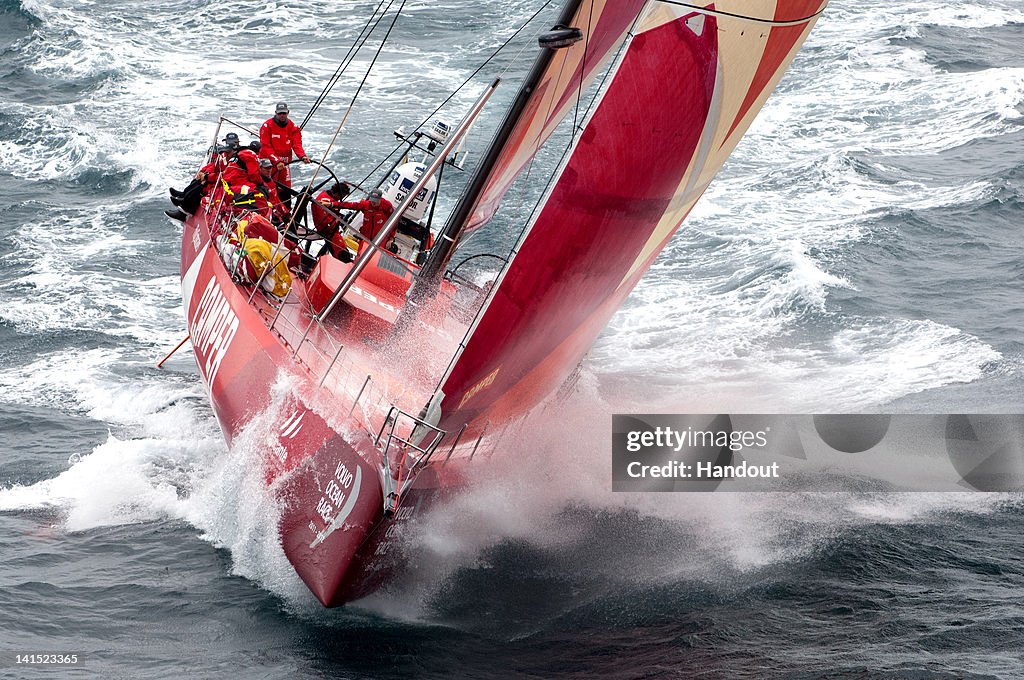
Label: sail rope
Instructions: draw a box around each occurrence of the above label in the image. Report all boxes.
[352,0,557,191]
[431,0,623,395]
[659,1,827,26]
[500,26,576,251]
[299,0,394,130]
[248,0,407,303]
[507,0,601,259]
[248,2,553,304]
[568,0,596,146]
[285,0,407,230]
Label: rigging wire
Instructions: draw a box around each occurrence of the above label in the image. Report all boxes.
[659,1,827,26]
[483,0,594,249]
[568,0,595,148]
[248,2,553,307]
[248,0,407,304]
[509,6,640,257]
[489,0,593,221]
[300,0,392,130]
[501,21,576,244]
[494,0,595,240]
[291,0,407,225]
[353,0,556,189]
[432,1,618,395]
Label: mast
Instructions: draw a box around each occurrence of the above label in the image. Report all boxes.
[418,0,585,280]
[434,0,831,435]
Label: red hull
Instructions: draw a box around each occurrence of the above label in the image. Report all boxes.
[175,0,827,606]
[180,210,463,606]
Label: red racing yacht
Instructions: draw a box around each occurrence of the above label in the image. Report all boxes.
[174,0,829,606]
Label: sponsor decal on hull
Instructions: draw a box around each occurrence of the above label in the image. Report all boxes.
[371,500,418,558]
[188,277,240,386]
[280,410,306,440]
[310,461,362,549]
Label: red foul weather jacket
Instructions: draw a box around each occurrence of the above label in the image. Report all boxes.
[221,149,263,191]
[197,152,231,194]
[311,190,343,235]
[259,117,306,162]
[339,198,394,241]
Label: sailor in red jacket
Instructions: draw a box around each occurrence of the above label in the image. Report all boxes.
[339,188,394,242]
[214,142,265,214]
[311,182,351,232]
[259,102,310,191]
[221,143,262,190]
[254,158,289,223]
[199,132,240,182]
[166,133,240,220]
[310,182,355,257]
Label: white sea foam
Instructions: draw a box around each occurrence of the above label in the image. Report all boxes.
[0,360,312,604]
[375,389,1023,610]
[0,433,212,531]
[1,211,182,341]
[596,310,1000,413]
[845,492,1013,522]
[0,360,221,531]
[3,0,1020,611]
[916,3,1024,29]
[0,348,120,412]
[0,0,537,607]
[178,372,317,607]
[594,0,1018,411]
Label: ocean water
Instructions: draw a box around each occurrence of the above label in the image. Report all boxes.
[1,0,1023,678]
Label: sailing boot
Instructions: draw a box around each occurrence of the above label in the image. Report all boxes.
[164,208,188,222]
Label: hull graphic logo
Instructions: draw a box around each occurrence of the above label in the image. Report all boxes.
[280,411,306,439]
[189,277,240,386]
[310,464,362,549]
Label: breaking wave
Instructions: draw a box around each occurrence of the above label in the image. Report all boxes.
[0,6,1022,674]
[594,0,1022,411]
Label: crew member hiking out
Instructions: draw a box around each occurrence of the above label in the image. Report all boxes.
[219,140,265,213]
[166,133,240,222]
[221,140,261,189]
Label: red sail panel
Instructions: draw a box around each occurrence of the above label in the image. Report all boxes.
[438,1,828,433]
[773,0,828,21]
[724,23,813,141]
[460,0,648,235]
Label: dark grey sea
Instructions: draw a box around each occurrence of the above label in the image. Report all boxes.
[2,0,1023,677]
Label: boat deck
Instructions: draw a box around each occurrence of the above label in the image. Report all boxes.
[243,245,484,446]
